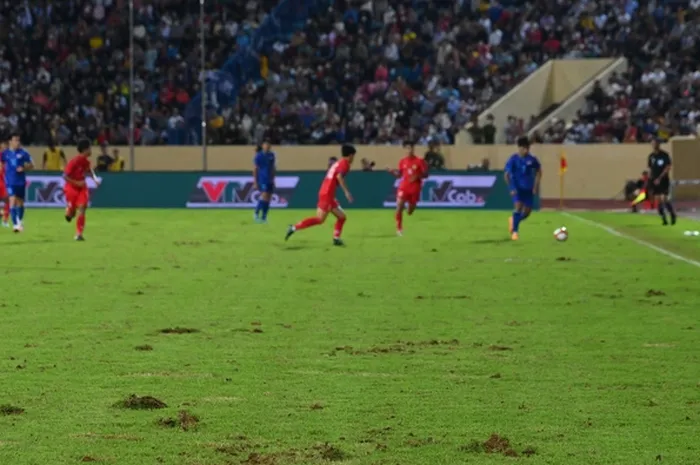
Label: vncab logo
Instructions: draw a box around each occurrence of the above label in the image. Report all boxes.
[383,175,497,208]
[187,176,300,208]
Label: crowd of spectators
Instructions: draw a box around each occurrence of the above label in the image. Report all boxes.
[2,0,700,146]
[528,1,700,144]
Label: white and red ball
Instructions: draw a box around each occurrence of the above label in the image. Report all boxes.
[554,227,568,241]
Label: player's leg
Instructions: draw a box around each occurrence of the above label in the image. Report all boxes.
[259,190,272,222]
[7,189,20,231]
[14,185,26,230]
[1,195,8,227]
[655,187,668,225]
[511,193,524,239]
[330,206,346,246]
[75,190,89,240]
[65,186,77,222]
[661,180,676,225]
[285,200,329,240]
[395,191,405,235]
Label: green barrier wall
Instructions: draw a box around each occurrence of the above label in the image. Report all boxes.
[23,171,539,210]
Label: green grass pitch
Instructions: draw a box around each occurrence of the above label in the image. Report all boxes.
[1,209,699,465]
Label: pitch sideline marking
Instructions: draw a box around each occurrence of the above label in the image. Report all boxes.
[562,212,700,269]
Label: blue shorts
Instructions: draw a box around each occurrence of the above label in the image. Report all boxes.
[257,181,274,194]
[513,189,534,208]
[7,185,26,200]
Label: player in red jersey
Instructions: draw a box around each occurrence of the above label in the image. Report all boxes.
[285,144,356,246]
[0,139,9,227]
[63,139,100,241]
[387,142,429,236]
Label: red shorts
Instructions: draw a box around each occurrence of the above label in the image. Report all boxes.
[397,187,420,206]
[64,184,89,207]
[317,195,340,213]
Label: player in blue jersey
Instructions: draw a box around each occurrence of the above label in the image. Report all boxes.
[504,137,541,241]
[1,133,33,233]
[253,141,276,223]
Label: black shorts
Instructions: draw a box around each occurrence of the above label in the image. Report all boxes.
[649,176,670,196]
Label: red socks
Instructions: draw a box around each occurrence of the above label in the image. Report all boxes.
[2,202,8,222]
[295,217,322,230]
[77,213,86,235]
[334,217,346,239]
[395,211,403,231]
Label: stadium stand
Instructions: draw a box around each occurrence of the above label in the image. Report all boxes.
[2,0,698,146]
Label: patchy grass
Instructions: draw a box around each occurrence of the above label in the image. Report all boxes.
[1,210,699,465]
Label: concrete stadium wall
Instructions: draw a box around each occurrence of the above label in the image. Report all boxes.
[462,58,614,145]
[27,142,687,200]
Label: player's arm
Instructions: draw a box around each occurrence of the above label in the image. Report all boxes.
[270,156,276,185]
[89,166,100,186]
[504,159,515,194]
[386,166,401,178]
[252,154,261,189]
[63,174,86,188]
[661,154,672,177]
[336,172,353,203]
[534,166,542,193]
[23,154,34,171]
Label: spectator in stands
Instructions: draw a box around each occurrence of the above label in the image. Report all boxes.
[109,149,125,172]
[96,144,115,172]
[483,115,497,145]
[361,158,375,172]
[7,0,700,146]
[424,140,445,171]
[42,142,66,171]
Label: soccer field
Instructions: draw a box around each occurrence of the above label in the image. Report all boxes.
[1,210,699,465]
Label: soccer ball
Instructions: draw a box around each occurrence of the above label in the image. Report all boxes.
[554,227,568,241]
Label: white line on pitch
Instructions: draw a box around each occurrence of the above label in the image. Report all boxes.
[562,212,700,269]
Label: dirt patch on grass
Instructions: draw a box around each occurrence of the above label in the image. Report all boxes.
[309,402,324,410]
[158,410,199,431]
[415,295,470,300]
[223,442,347,464]
[461,434,535,458]
[134,344,153,351]
[0,404,24,416]
[159,327,199,334]
[80,457,99,462]
[646,289,666,297]
[113,395,167,410]
[488,345,513,351]
[338,340,459,356]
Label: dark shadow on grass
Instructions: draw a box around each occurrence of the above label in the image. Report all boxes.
[1,239,57,246]
[470,238,511,245]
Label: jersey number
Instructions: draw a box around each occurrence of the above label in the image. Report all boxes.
[326,162,341,179]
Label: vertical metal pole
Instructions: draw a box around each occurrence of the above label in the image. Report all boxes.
[129,0,135,171]
[200,0,208,171]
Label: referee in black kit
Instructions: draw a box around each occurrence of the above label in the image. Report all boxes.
[647,139,676,225]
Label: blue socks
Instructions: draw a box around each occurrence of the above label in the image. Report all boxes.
[10,206,18,225]
[521,210,530,221]
[512,211,522,233]
[255,200,263,218]
[255,200,270,221]
[18,206,24,221]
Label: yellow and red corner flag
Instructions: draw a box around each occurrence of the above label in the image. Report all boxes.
[559,151,568,175]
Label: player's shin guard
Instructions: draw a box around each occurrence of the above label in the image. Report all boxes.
[77,213,86,235]
[395,211,402,232]
[294,217,322,231]
[334,217,346,239]
[512,211,522,233]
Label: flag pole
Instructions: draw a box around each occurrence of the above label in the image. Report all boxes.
[559,171,564,210]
